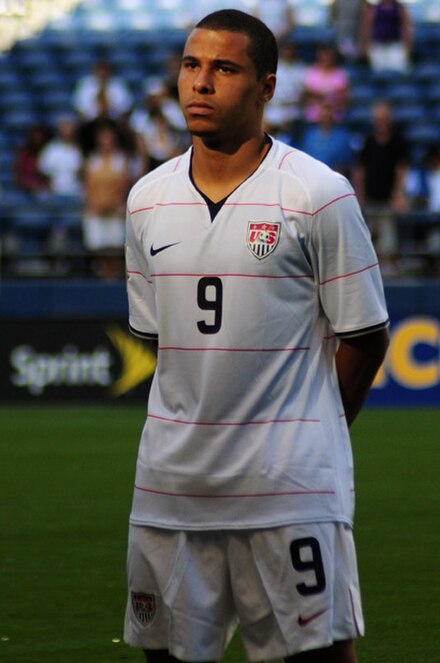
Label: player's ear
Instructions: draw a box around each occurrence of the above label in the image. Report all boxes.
[259,72,276,104]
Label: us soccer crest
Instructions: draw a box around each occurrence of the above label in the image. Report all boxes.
[131,592,156,626]
[247,221,281,259]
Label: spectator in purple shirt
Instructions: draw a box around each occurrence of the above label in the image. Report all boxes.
[360,0,413,73]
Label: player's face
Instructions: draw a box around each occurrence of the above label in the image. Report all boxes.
[178,28,275,144]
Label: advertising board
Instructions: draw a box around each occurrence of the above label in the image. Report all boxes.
[0,315,438,405]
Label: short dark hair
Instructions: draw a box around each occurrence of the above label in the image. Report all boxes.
[195,9,278,79]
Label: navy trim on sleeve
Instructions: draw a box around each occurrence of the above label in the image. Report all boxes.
[337,319,389,339]
[129,324,158,341]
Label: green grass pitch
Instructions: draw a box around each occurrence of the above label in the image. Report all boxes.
[0,406,439,662]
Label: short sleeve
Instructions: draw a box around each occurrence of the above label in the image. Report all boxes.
[125,207,158,340]
[310,176,389,336]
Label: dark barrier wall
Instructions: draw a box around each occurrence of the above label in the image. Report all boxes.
[0,280,439,405]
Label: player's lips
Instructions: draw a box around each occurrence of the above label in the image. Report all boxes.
[186,101,215,116]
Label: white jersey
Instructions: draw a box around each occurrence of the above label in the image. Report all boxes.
[125,138,388,530]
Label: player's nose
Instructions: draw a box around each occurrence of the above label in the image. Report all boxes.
[192,68,214,94]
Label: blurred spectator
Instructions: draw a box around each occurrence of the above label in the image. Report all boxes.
[352,100,410,274]
[73,60,134,122]
[82,124,130,280]
[299,101,354,177]
[360,0,413,74]
[303,44,350,123]
[77,87,120,156]
[160,51,189,135]
[405,146,440,256]
[424,146,440,214]
[14,124,49,196]
[264,40,306,140]
[329,0,366,62]
[182,0,250,29]
[423,146,440,255]
[253,0,295,43]
[37,116,83,196]
[77,85,143,181]
[130,77,184,172]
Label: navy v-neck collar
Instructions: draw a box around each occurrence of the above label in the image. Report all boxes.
[189,136,273,222]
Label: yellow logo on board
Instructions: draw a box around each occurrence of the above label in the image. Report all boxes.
[106,326,156,397]
[374,317,440,390]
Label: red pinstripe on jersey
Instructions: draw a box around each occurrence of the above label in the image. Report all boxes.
[320,262,379,286]
[134,485,335,498]
[150,272,312,279]
[157,346,310,352]
[128,193,356,218]
[148,413,320,426]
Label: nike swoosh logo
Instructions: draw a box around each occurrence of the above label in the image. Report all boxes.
[150,242,181,256]
[298,608,329,627]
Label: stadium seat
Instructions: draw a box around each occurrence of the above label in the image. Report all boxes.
[61,49,96,74]
[2,110,40,135]
[405,123,440,147]
[425,84,440,104]
[37,89,74,115]
[14,48,54,74]
[349,83,377,106]
[2,201,53,267]
[0,89,35,112]
[291,25,335,62]
[413,61,440,85]
[0,69,22,89]
[370,69,409,91]
[0,152,13,188]
[392,104,429,127]
[384,82,423,104]
[345,106,373,132]
[31,72,67,97]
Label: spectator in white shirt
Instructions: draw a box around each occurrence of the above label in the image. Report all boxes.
[38,116,83,196]
[73,60,133,122]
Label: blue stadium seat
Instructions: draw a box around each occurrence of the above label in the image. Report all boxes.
[31,71,67,95]
[15,48,54,73]
[0,69,22,89]
[350,83,377,106]
[291,25,335,62]
[3,201,53,262]
[413,22,440,59]
[413,61,440,86]
[38,89,74,113]
[346,106,373,132]
[405,123,440,147]
[384,82,423,104]
[2,110,41,137]
[0,89,34,112]
[0,132,12,150]
[425,84,440,104]
[0,152,14,189]
[370,69,409,90]
[392,104,429,127]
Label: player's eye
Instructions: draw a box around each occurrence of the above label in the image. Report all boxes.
[182,60,198,70]
[218,64,234,73]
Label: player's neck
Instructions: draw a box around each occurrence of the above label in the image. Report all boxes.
[191,132,270,203]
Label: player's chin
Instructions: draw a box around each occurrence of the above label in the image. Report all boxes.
[185,116,217,135]
[189,128,219,138]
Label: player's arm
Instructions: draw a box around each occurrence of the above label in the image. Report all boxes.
[336,326,389,428]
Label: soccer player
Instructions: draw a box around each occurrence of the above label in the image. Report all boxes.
[124,9,390,663]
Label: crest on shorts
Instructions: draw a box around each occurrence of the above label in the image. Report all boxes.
[247,221,281,259]
[131,592,156,626]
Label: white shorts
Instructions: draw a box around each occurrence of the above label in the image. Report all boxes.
[368,43,410,74]
[82,212,125,251]
[124,522,364,661]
